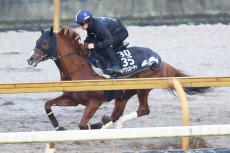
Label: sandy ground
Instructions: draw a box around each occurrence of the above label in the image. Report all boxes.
[0,24,229,153]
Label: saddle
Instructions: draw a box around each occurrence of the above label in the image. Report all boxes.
[87,44,162,79]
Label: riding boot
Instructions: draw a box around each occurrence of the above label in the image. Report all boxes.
[104,47,122,73]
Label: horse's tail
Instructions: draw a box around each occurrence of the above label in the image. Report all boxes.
[162,62,210,95]
[174,69,210,95]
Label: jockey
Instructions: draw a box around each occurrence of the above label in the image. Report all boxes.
[75,9,129,73]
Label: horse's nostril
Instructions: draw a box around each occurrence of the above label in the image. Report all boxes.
[27,57,34,65]
[41,56,46,61]
[27,57,32,62]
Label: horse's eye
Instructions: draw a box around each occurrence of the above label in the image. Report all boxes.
[42,41,49,49]
[43,41,48,45]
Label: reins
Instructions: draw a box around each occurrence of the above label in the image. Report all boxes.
[60,50,80,58]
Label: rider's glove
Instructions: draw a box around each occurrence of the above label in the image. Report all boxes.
[88,43,95,49]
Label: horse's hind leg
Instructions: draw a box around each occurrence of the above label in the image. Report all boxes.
[136,89,151,117]
[89,97,130,129]
[79,99,103,130]
[114,89,151,117]
[44,94,78,130]
[111,90,137,122]
[113,90,151,128]
[90,90,136,129]
[112,89,151,121]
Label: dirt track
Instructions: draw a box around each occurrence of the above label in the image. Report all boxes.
[0,24,230,153]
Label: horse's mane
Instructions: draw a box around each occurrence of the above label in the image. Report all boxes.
[57,26,81,47]
[57,26,89,57]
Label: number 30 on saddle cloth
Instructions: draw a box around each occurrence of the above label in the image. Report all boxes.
[88,46,162,78]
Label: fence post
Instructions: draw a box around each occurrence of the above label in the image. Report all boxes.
[171,78,190,151]
[53,0,60,32]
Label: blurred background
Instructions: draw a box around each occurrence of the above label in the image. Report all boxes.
[1,0,230,30]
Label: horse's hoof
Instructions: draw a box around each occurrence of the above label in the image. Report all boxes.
[56,126,66,131]
[101,115,112,125]
[90,123,102,129]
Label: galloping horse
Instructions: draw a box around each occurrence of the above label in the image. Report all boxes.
[27,26,208,130]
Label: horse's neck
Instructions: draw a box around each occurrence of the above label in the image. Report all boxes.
[56,36,96,80]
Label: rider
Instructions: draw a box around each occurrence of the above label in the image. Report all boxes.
[75,9,129,73]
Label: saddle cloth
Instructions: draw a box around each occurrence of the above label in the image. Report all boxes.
[88,47,162,79]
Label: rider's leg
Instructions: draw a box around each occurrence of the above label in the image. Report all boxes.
[112,28,128,50]
[104,46,122,73]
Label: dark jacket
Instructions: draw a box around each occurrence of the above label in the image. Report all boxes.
[85,17,127,50]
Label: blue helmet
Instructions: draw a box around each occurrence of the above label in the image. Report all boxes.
[75,9,92,26]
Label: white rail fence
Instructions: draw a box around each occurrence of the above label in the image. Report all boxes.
[1,124,230,144]
[0,76,229,152]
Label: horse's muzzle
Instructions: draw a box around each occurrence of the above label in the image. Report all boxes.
[27,57,38,67]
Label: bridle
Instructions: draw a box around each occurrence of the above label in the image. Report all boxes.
[34,32,88,79]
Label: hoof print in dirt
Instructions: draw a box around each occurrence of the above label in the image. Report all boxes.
[2,101,15,106]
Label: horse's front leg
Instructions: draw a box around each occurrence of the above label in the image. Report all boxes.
[79,99,103,130]
[44,94,78,130]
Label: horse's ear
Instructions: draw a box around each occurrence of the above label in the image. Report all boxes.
[69,29,74,39]
[39,25,44,34]
[50,26,53,36]
[65,28,70,38]
[72,32,77,40]
[59,27,65,36]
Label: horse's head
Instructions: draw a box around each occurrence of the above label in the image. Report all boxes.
[27,26,57,67]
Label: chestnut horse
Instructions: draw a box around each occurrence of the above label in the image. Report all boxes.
[27,26,207,130]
